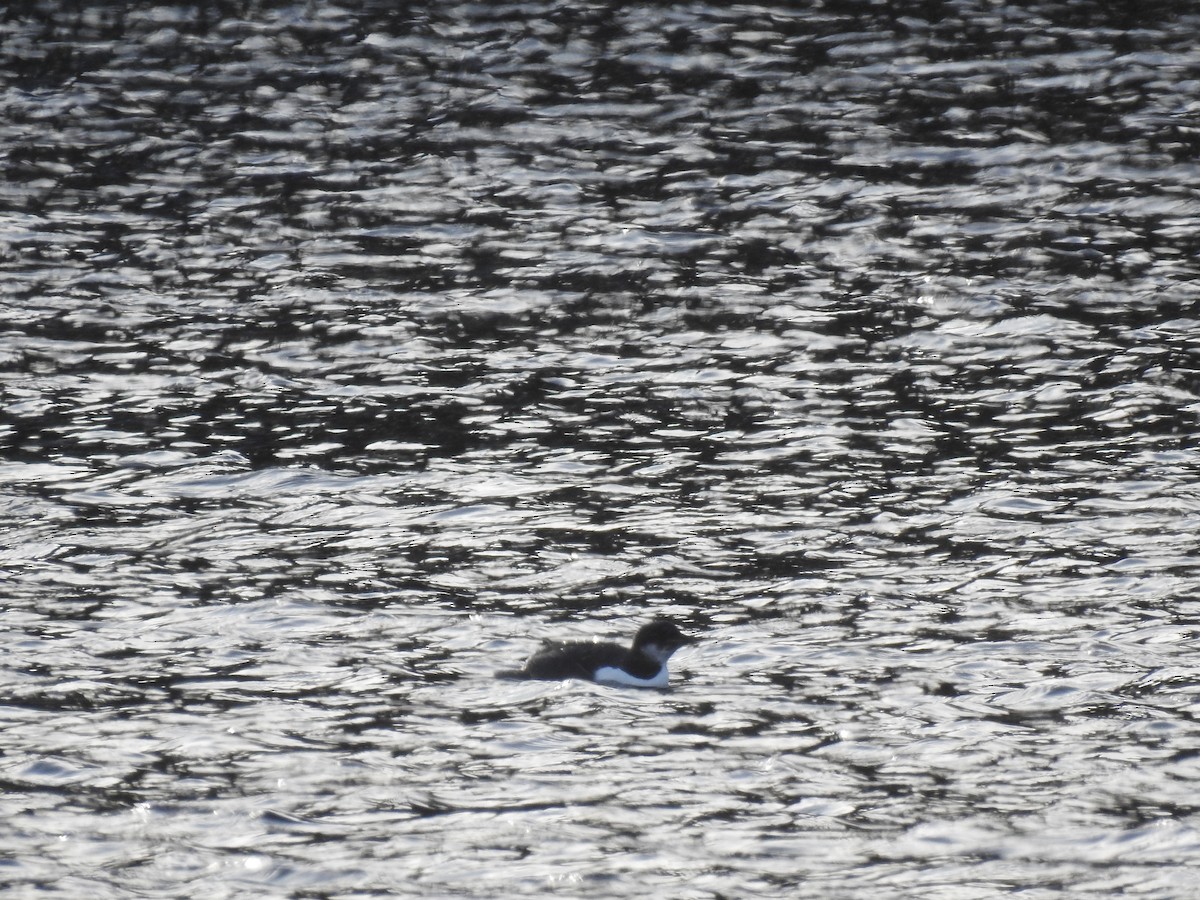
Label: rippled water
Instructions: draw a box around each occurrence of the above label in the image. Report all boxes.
[3,1,1200,897]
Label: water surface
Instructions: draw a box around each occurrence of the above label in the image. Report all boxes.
[3,1,1200,897]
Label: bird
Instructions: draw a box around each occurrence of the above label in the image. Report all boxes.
[497,618,696,688]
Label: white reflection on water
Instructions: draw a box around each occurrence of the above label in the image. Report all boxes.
[4,0,1200,897]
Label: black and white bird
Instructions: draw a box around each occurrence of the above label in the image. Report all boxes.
[498,619,696,688]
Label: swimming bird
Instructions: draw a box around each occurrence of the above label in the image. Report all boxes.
[498,618,696,688]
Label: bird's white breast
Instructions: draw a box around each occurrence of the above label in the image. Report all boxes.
[593,665,669,688]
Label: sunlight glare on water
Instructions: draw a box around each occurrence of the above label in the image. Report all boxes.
[2,0,1200,897]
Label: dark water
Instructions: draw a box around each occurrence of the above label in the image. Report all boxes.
[3,1,1200,896]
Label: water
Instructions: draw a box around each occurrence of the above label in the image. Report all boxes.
[3,1,1200,897]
